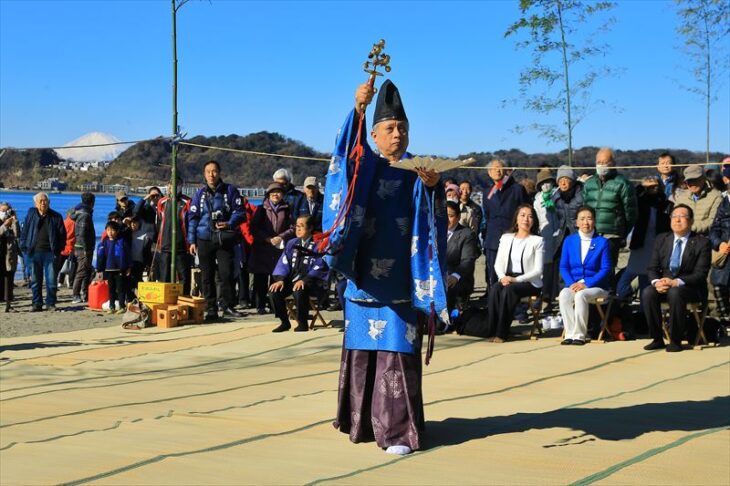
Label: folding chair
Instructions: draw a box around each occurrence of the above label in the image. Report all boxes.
[660,301,713,350]
[285,296,330,330]
[592,295,616,343]
[525,295,545,339]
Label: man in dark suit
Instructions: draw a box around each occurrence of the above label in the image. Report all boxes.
[446,201,480,312]
[642,204,711,352]
[481,160,529,289]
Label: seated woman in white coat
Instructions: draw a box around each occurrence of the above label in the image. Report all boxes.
[486,204,544,342]
[558,206,612,345]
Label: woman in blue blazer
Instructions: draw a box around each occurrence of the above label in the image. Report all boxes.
[558,206,613,345]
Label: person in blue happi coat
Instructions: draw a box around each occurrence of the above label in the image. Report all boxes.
[269,214,329,332]
[324,79,448,455]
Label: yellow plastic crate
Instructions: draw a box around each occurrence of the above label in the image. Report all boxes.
[138,282,183,305]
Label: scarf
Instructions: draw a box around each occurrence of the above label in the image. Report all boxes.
[541,191,555,211]
[487,176,509,200]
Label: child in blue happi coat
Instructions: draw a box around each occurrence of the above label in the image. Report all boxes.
[96,221,131,314]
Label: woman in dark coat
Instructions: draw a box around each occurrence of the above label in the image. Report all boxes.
[0,202,21,312]
[249,183,295,314]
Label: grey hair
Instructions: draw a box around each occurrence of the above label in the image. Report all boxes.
[273,168,292,183]
[489,159,506,168]
[33,192,49,204]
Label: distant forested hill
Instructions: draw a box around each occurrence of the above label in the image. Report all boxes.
[104,132,329,188]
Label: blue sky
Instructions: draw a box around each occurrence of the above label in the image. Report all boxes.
[1,0,728,158]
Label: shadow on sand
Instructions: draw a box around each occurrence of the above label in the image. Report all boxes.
[426,396,730,449]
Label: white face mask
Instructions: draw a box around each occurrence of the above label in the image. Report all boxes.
[446,195,459,203]
[596,165,611,177]
[541,182,554,192]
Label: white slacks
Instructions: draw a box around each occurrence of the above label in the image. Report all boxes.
[559,287,609,340]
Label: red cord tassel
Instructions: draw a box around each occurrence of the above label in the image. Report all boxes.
[314,111,367,253]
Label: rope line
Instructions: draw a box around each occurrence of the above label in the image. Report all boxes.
[3,139,720,172]
[177,141,331,162]
[464,163,717,171]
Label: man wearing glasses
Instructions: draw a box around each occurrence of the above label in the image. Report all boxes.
[583,147,638,281]
[642,204,711,352]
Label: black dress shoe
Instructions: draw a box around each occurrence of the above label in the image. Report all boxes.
[571,339,585,346]
[294,324,309,332]
[204,311,219,322]
[272,322,291,333]
[222,307,243,318]
[643,339,666,351]
[666,342,683,352]
[561,339,573,345]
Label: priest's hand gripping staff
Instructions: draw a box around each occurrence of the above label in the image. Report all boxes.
[315,39,391,252]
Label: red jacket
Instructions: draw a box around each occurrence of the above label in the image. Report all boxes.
[238,199,256,247]
[61,216,76,257]
[156,194,191,251]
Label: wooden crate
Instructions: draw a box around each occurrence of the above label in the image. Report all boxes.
[156,305,180,328]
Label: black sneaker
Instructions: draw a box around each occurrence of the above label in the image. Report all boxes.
[666,342,683,352]
[294,324,309,332]
[204,311,219,322]
[643,339,666,351]
[257,308,267,315]
[31,304,43,312]
[222,307,243,318]
[571,339,585,346]
[272,322,291,333]
[561,339,573,345]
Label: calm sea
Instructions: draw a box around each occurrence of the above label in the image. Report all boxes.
[0,190,261,280]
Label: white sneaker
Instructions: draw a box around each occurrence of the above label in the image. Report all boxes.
[385,445,412,455]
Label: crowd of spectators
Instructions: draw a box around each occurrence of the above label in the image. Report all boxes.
[3,151,730,349]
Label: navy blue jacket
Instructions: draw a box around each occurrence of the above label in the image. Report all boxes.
[283,184,309,220]
[96,238,131,273]
[19,207,66,256]
[187,180,246,244]
[482,177,529,251]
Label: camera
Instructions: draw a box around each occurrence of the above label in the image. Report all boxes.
[211,210,224,222]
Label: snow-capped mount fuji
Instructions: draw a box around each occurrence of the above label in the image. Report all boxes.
[55,132,132,162]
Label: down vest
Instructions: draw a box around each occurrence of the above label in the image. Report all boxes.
[583,172,637,239]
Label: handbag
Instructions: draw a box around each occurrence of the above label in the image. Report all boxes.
[712,249,728,269]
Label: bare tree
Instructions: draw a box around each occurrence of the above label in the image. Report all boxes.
[505,0,617,165]
[675,0,729,164]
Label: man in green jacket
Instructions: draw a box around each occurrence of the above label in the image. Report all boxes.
[583,147,638,282]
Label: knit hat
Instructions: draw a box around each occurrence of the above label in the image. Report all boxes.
[556,165,575,181]
[445,183,461,198]
[536,168,555,187]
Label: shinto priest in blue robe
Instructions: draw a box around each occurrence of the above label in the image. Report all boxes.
[323,80,449,451]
